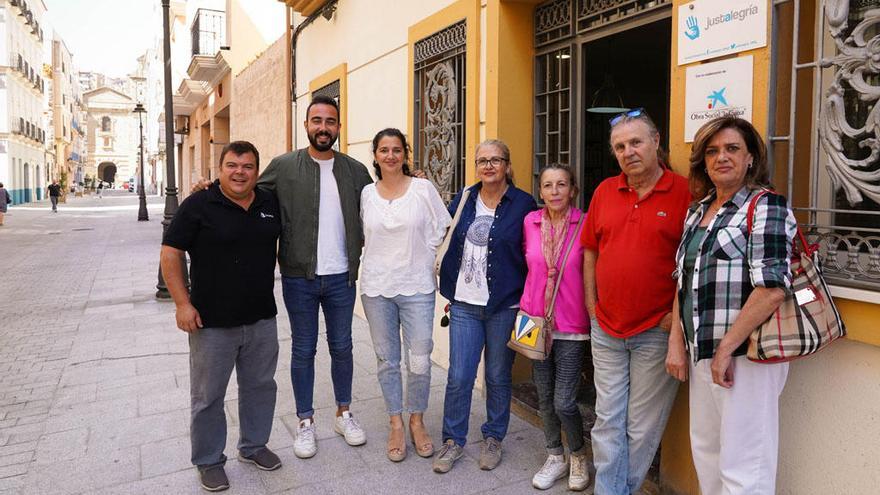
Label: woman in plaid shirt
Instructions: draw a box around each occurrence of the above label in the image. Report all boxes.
[665,117,797,495]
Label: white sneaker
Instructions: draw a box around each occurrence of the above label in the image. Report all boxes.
[532,454,568,490]
[333,411,366,446]
[569,453,590,491]
[294,418,317,458]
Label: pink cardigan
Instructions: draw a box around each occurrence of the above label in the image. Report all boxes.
[519,208,589,335]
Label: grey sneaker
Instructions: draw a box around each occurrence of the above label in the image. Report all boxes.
[239,447,282,471]
[479,437,502,470]
[432,439,464,473]
[569,453,590,491]
[198,465,229,492]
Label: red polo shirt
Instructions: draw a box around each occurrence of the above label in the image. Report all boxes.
[581,169,691,338]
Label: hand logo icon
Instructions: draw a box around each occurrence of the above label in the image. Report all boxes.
[684,15,700,40]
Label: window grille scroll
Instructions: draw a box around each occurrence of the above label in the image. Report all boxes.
[414,21,467,203]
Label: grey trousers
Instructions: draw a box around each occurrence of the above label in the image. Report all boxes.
[189,317,279,468]
[533,339,588,455]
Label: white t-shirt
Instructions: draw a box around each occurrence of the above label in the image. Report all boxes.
[359,178,451,298]
[314,157,349,275]
[454,195,495,306]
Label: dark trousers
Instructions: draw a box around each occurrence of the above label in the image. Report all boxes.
[281,273,355,419]
[189,317,279,468]
[533,339,587,455]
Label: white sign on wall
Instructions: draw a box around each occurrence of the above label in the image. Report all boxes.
[677,0,767,66]
[684,56,753,142]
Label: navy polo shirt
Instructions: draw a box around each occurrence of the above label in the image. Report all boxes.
[162,180,281,328]
[438,183,538,314]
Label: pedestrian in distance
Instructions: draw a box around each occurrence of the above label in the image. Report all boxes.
[433,139,537,474]
[161,141,283,492]
[0,182,10,226]
[47,180,61,212]
[359,128,451,462]
[581,108,691,495]
[97,181,104,199]
[520,163,590,491]
[666,116,797,495]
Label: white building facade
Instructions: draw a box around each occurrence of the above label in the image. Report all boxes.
[0,0,48,203]
[84,87,138,188]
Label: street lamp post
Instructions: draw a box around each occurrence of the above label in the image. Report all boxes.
[156,0,186,299]
[133,103,148,221]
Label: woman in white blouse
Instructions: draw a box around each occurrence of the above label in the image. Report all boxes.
[360,128,451,462]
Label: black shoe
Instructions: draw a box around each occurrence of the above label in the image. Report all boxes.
[198,465,229,492]
[239,447,282,471]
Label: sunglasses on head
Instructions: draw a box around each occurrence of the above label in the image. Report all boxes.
[609,107,646,127]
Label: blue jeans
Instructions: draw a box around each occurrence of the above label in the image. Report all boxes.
[189,317,279,468]
[590,323,678,495]
[533,339,587,455]
[361,292,435,415]
[441,301,517,447]
[281,273,355,419]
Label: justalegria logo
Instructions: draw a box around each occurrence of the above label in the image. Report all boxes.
[704,4,759,31]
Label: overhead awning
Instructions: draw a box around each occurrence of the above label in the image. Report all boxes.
[278,0,326,17]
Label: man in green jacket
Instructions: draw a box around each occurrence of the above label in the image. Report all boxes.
[256,95,373,459]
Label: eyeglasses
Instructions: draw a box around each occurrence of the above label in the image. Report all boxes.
[475,157,508,168]
[609,107,646,127]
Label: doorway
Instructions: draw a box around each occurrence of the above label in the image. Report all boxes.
[581,18,671,205]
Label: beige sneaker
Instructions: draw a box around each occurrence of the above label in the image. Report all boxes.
[569,452,590,491]
[479,437,502,471]
[432,440,463,473]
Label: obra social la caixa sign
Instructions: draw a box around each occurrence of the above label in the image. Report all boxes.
[677,0,767,66]
[684,55,753,142]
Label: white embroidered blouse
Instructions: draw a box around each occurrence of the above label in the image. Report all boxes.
[359,177,451,298]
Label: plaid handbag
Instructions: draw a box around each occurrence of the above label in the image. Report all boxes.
[746,190,846,362]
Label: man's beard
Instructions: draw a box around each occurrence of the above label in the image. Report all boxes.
[308,130,337,152]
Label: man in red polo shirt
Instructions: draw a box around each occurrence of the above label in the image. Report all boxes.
[581,109,690,495]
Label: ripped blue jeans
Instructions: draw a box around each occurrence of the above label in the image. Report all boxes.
[361,292,436,415]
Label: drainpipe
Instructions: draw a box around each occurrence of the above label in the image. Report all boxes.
[289,0,337,150]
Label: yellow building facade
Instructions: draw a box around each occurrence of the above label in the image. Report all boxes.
[279,1,879,492]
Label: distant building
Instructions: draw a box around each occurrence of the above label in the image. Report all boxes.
[50,35,86,196]
[0,0,48,203]
[84,87,138,188]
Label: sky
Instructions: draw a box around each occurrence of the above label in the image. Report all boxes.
[43,0,157,78]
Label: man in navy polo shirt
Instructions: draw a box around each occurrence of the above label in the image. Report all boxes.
[161,141,282,492]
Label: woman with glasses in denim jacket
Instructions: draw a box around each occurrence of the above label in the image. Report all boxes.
[432,139,537,474]
[666,116,797,495]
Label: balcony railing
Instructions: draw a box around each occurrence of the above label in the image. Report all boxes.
[191,9,225,57]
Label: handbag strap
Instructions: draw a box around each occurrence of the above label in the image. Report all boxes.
[746,188,812,255]
[545,212,586,318]
[448,187,471,234]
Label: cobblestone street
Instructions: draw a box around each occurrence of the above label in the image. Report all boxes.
[0,193,570,494]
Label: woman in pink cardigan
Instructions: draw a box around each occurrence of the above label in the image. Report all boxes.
[520,163,590,491]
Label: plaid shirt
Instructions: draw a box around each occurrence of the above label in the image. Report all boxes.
[674,186,797,362]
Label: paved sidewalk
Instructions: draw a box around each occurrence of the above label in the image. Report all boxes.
[0,194,573,494]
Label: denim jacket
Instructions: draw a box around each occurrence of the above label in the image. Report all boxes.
[438,182,537,315]
[257,148,373,282]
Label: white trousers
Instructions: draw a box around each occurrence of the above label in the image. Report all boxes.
[689,356,788,495]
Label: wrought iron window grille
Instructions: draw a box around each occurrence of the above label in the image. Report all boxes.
[769,0,880,291]
[413,21,467,203]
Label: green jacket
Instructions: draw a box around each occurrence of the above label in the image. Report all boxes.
[257,148,373,282]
